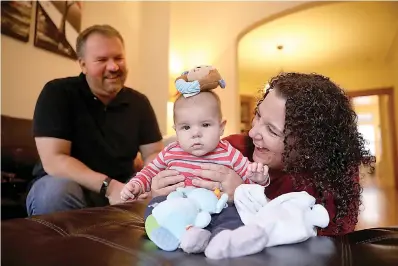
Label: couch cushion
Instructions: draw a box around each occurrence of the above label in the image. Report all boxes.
[1,115,39,177]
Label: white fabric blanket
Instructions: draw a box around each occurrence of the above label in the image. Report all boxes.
[234,184,330,247]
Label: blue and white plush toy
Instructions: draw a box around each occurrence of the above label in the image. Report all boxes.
[145,187,228,252]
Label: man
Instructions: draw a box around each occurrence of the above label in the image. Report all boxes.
[26,24,163,216]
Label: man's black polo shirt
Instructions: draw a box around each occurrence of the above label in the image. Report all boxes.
[32,73,162,182]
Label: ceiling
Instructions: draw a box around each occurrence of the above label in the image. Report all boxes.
[238,1,398,75]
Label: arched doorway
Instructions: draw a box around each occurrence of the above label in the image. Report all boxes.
[236,1,398,229]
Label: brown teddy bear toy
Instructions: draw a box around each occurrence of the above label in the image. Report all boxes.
[175,65,226,97]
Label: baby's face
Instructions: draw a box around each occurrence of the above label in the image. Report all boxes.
[174,94,225,157]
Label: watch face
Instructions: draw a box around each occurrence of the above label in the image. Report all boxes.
[103,177,111,187]
[100,178,111,197]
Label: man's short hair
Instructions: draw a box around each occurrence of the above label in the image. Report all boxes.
[76,24,124,58]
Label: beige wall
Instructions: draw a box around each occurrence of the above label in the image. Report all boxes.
[239,64,397,187]
[1,24,79,119]
[378,95,395,187]
[3,1,395,184]
[1,1,169,135]
[389,32,398,187]
[2,1,395,140]
[239,64,395,95]
[391,31,398,141]
[169,1,308,136]
[1,1,311,136]
[3,1,309,136]
[133,2,170,135]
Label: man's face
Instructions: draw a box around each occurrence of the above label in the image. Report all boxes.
[79,33,127,100]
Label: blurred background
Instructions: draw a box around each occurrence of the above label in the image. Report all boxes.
[1,1,397,229]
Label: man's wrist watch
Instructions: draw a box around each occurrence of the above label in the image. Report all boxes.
[100,177,112,197]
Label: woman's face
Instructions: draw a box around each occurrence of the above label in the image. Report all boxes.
[248,89,286,169]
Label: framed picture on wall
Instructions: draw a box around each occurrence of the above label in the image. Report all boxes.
[34,1,82,60]
[241,101,251,123]
[1,1,33,42]
[240,95,256,133]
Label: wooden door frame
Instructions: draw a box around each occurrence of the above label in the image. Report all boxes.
[347,87,398,189]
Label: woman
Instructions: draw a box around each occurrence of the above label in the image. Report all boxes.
[147,72,373,247]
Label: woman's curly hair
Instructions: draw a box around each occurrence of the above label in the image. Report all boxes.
[259,72,375,234]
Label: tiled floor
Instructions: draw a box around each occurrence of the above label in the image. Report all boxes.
[355,177,398,230]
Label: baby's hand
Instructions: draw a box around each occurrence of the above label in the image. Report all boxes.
[120,181,141,202]
[247,162,270,186]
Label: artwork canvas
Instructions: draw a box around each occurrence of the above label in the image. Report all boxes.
[241,101,250,123]
[34,1,81,60]
[1,1,33,42]
[240,95,256,133]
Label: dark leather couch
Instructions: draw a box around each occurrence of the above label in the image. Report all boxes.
[1,115,39,219]
[2,201,398,266]
[2,115,398,266]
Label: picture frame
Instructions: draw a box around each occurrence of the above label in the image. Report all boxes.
[34,1,81,60]
[240,95,256,133]
[1,1,33,42]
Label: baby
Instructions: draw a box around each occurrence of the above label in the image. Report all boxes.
[121,91,269,201]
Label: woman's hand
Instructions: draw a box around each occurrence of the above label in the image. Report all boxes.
[150,170,185,198]
[192,164,243,200]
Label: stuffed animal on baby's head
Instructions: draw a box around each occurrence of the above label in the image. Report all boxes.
[175,65,226,98]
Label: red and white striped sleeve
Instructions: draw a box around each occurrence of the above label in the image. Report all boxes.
[225,141,254,184]
[129,146,169,193]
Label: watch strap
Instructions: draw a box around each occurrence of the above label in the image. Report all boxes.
[100,177,112,197]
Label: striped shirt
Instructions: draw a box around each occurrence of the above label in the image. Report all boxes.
[130,140,259,193]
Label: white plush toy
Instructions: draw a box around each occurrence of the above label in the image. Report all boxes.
[204,184,330,259]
